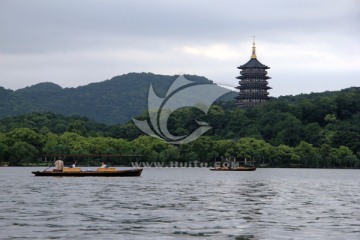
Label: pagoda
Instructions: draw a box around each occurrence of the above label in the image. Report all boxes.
[235,38,271,107]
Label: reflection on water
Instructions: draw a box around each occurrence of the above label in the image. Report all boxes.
[0,167,359,239]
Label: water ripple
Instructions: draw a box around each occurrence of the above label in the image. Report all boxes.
[0,167,360,239]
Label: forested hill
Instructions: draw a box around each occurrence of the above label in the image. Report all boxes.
[0,73,235,124]
[0,87,359,167]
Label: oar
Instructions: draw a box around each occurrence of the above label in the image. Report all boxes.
[43,166,52,172]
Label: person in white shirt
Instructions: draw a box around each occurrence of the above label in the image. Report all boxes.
[54,159,64,172]
[100,162,107,168]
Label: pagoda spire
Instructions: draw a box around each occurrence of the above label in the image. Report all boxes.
[251,36,257,59]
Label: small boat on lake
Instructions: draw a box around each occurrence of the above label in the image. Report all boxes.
[210,165,256,171]
[32,167,143,177]
[210,157,256,171]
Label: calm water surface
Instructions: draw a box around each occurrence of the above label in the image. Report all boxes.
[0,167,359,239]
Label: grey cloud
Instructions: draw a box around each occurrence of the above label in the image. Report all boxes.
[1,0,358,53]
[0,0,359,95]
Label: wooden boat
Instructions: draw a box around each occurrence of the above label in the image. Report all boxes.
[210,166,256,171]
[211,157,256,171]
[32,167,143,177]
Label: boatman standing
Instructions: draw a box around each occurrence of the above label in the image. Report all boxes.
[54,159,64,172]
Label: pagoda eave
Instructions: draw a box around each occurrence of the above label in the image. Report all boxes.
[237,76,270,80]
[235,95,270,100]
[238,65,270,70]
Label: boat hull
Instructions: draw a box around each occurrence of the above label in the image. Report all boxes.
[32,169,143,177]
[210,167,256,171]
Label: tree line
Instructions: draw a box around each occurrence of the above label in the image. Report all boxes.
[0,129,358,168]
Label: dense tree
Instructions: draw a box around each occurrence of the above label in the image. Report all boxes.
[67,120,88,136]
[303,122,322,146]
[273,144,299,167]
[190,137,217,162]
[294,141,321,167]
[0,86,359,168]
[5,128,43,149]
[9,141,39,165]
[272,115,303,147]
[43,133,70,155]
[334,146,358,168]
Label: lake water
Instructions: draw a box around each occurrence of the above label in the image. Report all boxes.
[0,167,359,240]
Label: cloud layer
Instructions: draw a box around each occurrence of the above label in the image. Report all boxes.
[0,0,359,96]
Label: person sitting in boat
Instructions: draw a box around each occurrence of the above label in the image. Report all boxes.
[72,161,76,168]
[54,159,64,172]
[100,162,107,168]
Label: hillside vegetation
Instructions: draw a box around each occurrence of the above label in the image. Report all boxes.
[0,86,359,168]
[0,73,234,124]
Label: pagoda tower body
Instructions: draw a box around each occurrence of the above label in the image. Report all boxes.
[235,39,271,107]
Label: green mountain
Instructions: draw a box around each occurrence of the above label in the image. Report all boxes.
[0,87,359,167]
[0,73,236,124]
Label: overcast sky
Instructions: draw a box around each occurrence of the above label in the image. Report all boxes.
[0,0,359,96]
